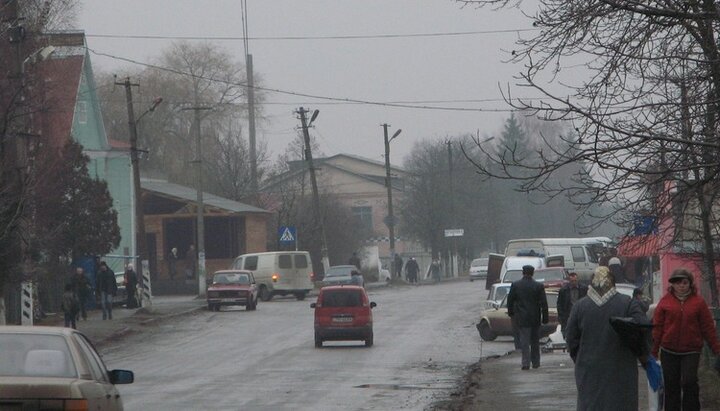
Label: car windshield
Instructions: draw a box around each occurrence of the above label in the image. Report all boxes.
[322,290,363,307]
[213,273,250,285]
[0,334,77,378]
[471,259,488,267]
[325,267,353,278]
[504,270,523,282]
[494,286,509,301]
[536,269,565,281]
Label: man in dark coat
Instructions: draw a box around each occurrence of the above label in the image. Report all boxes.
[124,264,139,309]
[404,257,419,284]
[393,254,403,279]
[557,272,588,338]
[70,267,91,321]
[507,265,549,370]
[96,261,118,320]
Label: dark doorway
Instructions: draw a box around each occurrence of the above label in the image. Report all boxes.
[164,218,195,260]
[146,233,157,279]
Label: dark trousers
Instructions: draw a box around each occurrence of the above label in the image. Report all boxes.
[76,296,87,320]
[64,312,77,329]
[517,326,540,368]
[661,349,700,411]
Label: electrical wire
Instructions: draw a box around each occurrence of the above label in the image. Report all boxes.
[86,47,515,113]
[85,28,539,42]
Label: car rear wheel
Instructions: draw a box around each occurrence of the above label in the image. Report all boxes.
[259,285,273,302]
[314,333,322,348]
[365,334,374,347]
[294,291,307,301]
[477,320,497,341]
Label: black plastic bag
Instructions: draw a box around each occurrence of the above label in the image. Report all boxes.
[609,316,653,358]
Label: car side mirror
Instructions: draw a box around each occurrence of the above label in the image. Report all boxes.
[310,303,316,308]
[370,302,377,308]
[109,369,134,384]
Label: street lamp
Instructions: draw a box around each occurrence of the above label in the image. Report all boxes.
[383,124,401,279]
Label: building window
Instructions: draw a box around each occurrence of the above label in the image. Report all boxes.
[351,206,373,231]
[76,101,87,124]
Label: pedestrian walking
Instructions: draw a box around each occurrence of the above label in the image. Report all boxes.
[61,283,79,329]
[168,247,179,279]
[565,266,647,411]
[348,252,361,270]
[557,272,587,338]
[393,254,403,279]
[405,257,420,284]
[652,268,720,411]
[96,261,117,320]
[506,265,549,370]
[124,264,139,309]
[430,259,442,283]
[70,266,91,321]
[185,244,196,279]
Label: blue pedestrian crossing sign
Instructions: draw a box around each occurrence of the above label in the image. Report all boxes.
[279,226,297,244]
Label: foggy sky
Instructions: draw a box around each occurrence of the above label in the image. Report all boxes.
[78,0,536,164]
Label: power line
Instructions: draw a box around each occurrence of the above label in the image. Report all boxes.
[85,28,539,42]
[86,47,516,113]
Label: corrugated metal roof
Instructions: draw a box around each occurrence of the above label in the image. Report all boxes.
[141,179,270,214]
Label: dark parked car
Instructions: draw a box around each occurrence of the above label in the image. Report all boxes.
[207,270,259,311]
[311,285,376,348]
[0,326,134,410]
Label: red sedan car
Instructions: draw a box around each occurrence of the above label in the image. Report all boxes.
[207,270,258,311]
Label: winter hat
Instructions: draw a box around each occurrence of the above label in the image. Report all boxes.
[669,269,693,284]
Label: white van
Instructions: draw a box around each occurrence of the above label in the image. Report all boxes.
[231,251,314,301]
[503,237,612,282]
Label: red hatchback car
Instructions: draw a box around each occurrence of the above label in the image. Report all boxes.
[207,270,258,311]
[311,285,376,348]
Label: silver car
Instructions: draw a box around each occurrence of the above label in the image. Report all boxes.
[322,265,364,287]
[0,326,134,410]
[469,257,489,281]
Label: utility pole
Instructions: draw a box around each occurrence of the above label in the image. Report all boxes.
[182,105,212,296]
[447,140,456,278]
[118,78,146,272]
[383,124,402,279]
[246,54,258,200]
[297,107,329,273]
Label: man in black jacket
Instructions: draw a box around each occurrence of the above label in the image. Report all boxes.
[507,265,549,370]
[96,261,118,320]
[557,272,588,338]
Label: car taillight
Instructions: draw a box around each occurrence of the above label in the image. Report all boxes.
[64,399,89,411]
[271,274,279,282]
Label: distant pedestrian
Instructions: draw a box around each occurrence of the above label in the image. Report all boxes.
[348,252,361,270]
[393,254,403,279]
[185,245,196,279]
[70,267,90,321]
[124,264,139,309]
[61,283,79,329]
[632,288,649,314]
[557,272,587,338]
[168,247,179,279]
[430,259,442,283]
[96,261,117,320]
[652,268,720,411]
[565,266,646,411]
[405,257,420,284]
[506,265,549,370]
[608,256,626,283]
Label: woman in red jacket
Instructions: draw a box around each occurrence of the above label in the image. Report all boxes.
[652,268,720,410]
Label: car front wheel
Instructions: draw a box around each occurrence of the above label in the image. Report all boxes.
[477,320,497,341]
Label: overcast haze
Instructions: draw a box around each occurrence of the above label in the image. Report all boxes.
[78,1,536,163]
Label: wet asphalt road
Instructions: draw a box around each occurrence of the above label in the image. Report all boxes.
[101,280,513,410]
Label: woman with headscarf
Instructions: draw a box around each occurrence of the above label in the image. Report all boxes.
[652,268,720,411]
[565,266,647,411]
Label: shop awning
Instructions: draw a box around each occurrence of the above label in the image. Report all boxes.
[617,235,664,257]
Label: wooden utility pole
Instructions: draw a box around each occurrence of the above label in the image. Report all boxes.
[297,107,329,273]
[246,54,258,200]
[383,124,401,279]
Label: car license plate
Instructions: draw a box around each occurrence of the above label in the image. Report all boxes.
[332,317,353,323]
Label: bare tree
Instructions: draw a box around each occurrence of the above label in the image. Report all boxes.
[458,0,720,304]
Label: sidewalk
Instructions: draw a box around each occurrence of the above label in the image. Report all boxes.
[37,295,205,347]
[450,348,651,410]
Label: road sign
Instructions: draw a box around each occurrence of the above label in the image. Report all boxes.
[279,226,297,244]
[444,228,464,237]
